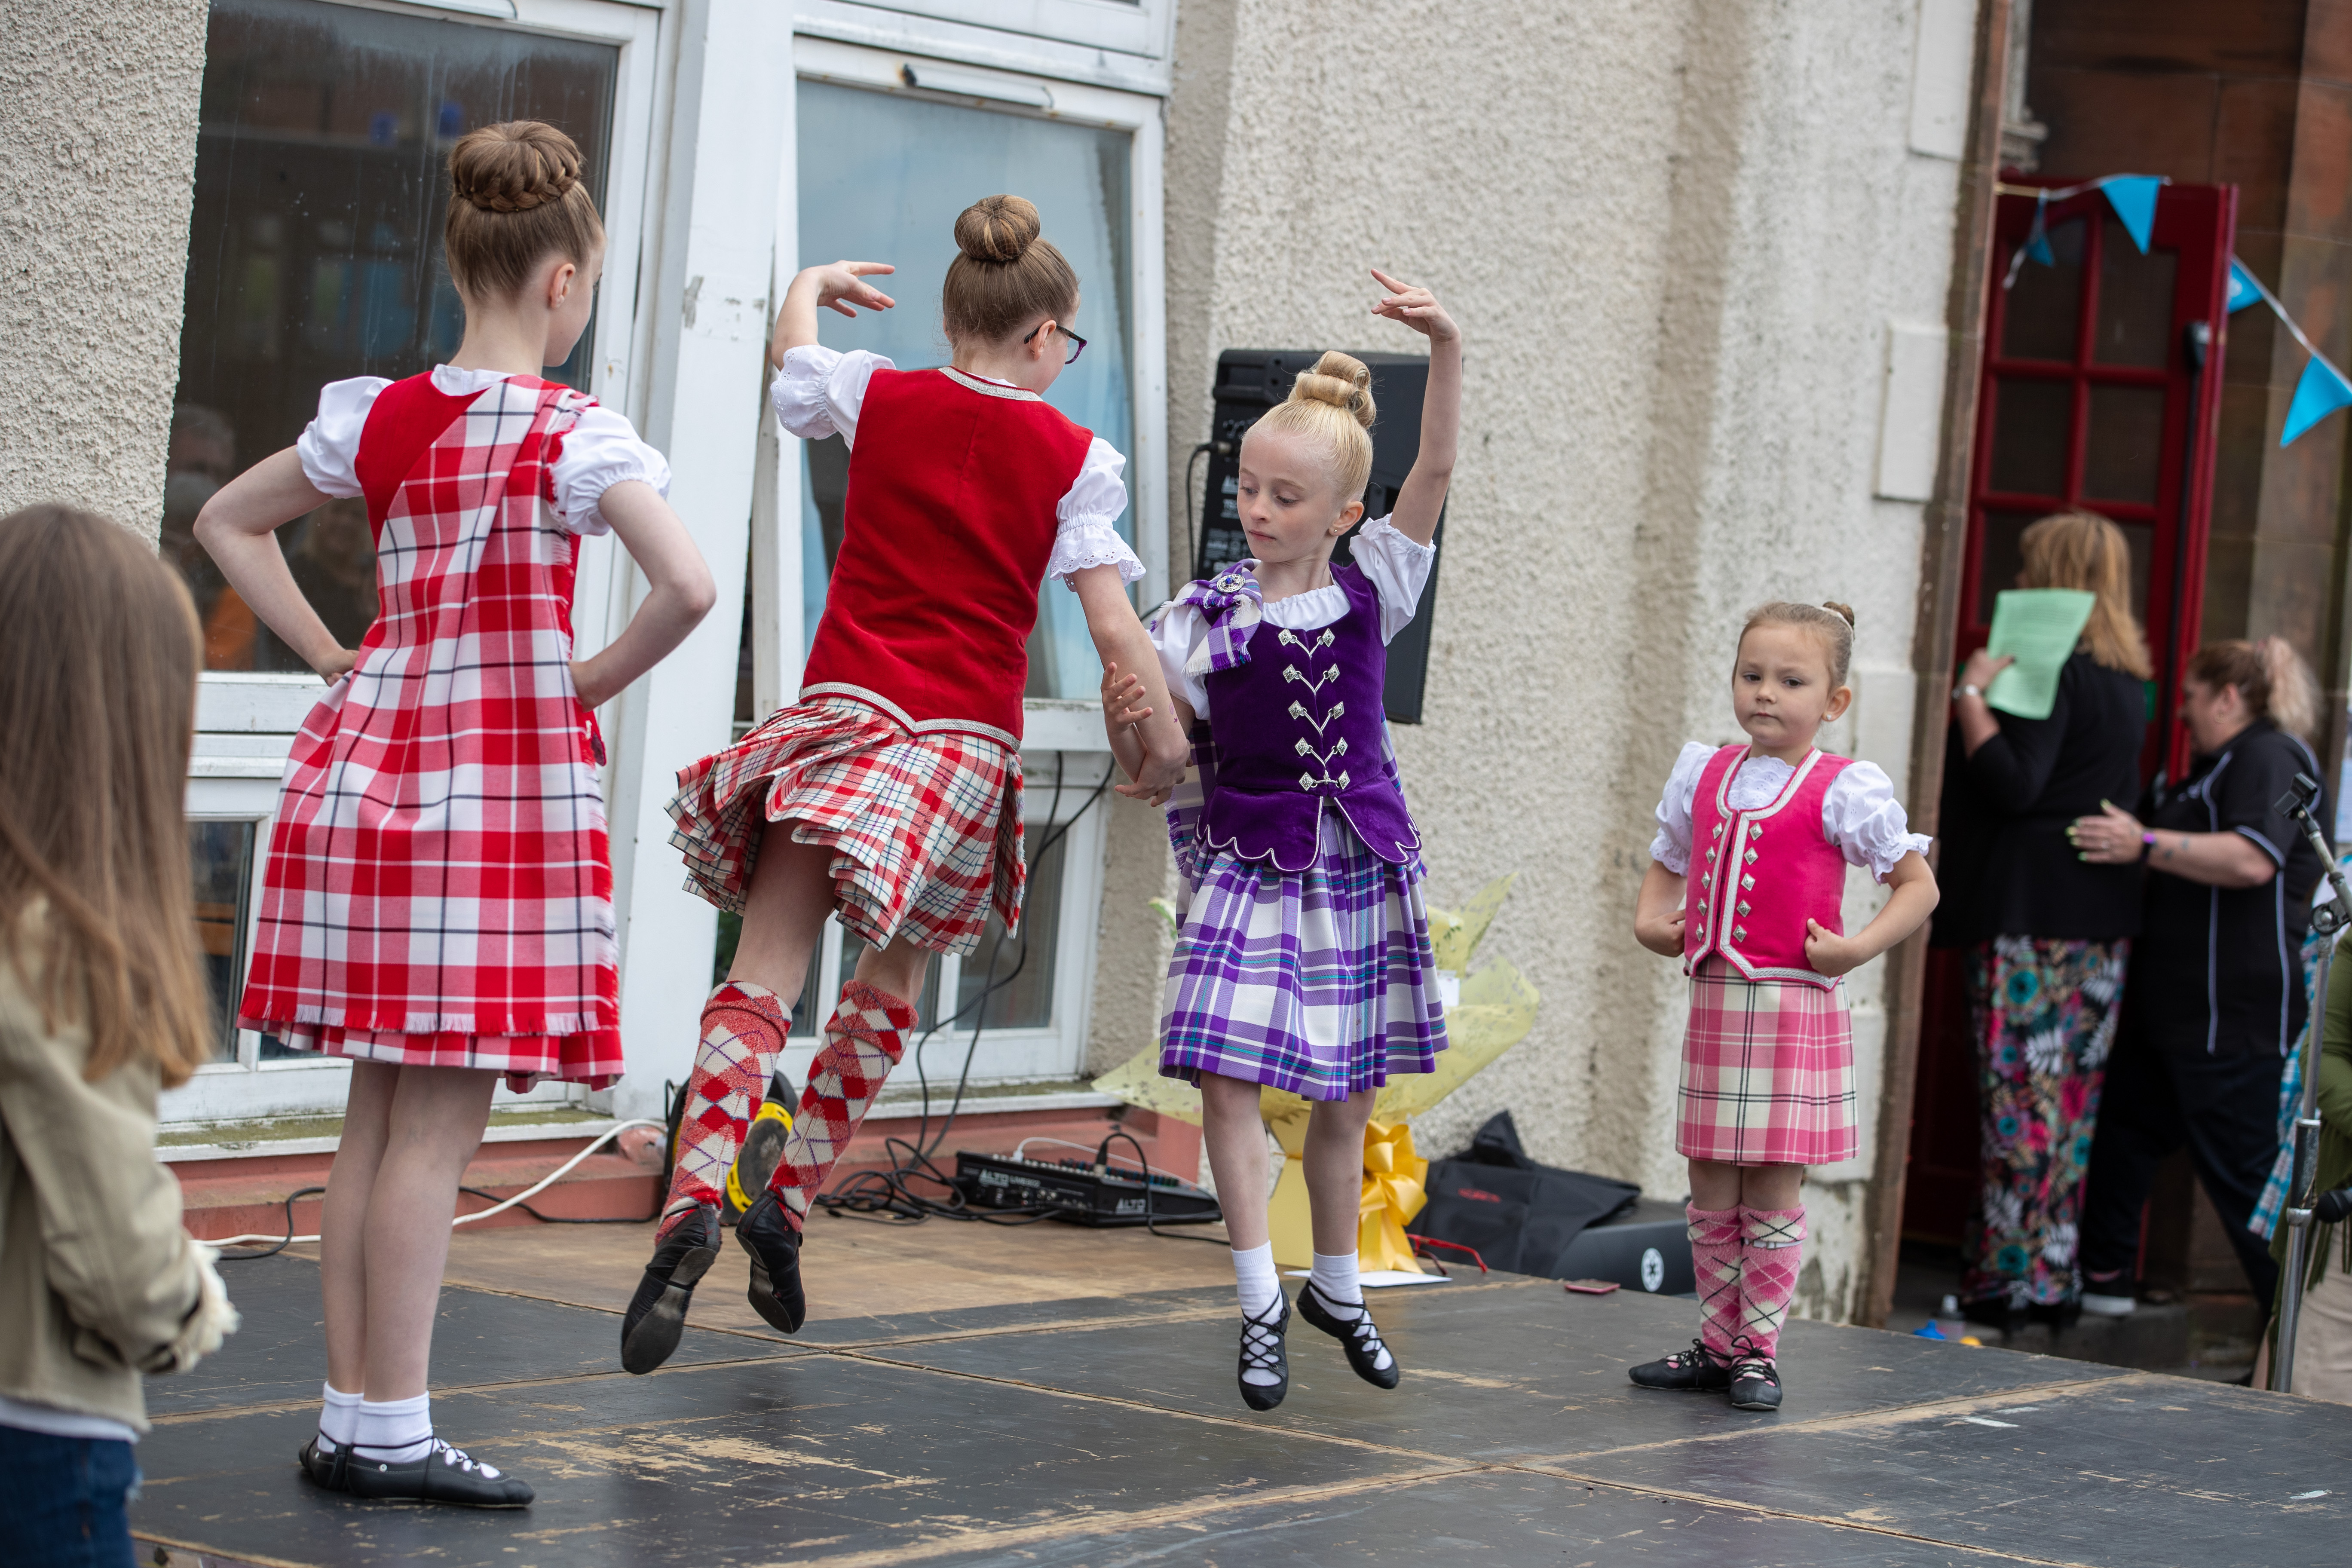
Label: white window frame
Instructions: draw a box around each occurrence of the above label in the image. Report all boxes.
[744,35,1163,1088]
[164,0,672,1130]
[790,0,1175,95]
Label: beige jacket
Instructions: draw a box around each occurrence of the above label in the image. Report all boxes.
[0,939,234,1433]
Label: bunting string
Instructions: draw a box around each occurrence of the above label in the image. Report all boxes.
[1998,173,2352,446]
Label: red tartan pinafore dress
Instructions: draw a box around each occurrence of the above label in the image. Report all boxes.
[237,373,622,1089]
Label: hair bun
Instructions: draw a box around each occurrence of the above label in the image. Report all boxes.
[1289,350,1377,429]
[1822,600,1857,628]
[450,121,583,214]
[955,195,1041,263]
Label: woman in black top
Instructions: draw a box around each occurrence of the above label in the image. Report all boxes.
[2073,637,2328,1321]
[1935,512,2150,1329]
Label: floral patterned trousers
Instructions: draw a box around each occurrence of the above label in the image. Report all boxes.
[1961,935,2129,1308]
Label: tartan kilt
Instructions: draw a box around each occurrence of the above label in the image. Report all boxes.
[667,695,1022,957]
[1675,958,1858,1166]
[270,1021,622,1094]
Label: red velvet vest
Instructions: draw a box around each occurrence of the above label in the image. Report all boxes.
[798,366,1094,743]
[1683,745,1854,989]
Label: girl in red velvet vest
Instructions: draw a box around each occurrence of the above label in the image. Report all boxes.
[627,197,1189,1372]
[197,122,714,1504]
[1629,603,1939,1412]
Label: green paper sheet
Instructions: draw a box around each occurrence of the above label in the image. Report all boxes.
[1984,588,2097,720]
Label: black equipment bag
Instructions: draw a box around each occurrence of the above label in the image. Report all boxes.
[1408,1112,1640,1278]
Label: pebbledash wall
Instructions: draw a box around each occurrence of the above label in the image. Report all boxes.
[0,0,1993,1326]
[1085,0,1993,1326]
[0,0,208,535]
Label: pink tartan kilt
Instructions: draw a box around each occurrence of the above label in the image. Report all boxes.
[666,695,1023,958]
[1675,959,1858,1167]
[272,1020,622,1095]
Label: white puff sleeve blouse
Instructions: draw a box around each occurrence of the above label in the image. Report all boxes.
[769,343,1144,591]
[1649,740,1932,882]
[1147,517,1437,717]
[295,366,670,537]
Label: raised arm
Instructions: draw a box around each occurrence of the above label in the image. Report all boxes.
[193,448,351,680]
[767,260,897,372]
[1369,268,1460,547]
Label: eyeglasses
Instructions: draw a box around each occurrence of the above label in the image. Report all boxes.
[1023,321,1087,365]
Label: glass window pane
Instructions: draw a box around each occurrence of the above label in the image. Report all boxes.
[794,81,1134,698]
[1987,377,2073,498]
[954,827,1068,1032]
[170,0,619,674]
[1974,509,2036,615]
[2092,217,2178,369]
[839,928,946,1028]
[190,821,257,1061]
[1998,217,2085,363]
[2082,384,2168,505]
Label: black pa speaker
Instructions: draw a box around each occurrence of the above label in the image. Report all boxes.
[1189,349,1445,724]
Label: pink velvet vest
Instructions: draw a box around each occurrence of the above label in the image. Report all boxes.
[1683,745,1853,990]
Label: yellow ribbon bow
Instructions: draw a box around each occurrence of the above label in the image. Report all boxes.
[1357,1119,1430,1272]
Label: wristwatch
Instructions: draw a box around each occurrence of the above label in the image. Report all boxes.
[2139,831,2157,864]
[1952,683,1984,704]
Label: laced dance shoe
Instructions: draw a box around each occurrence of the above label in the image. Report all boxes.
[1237,1291,1292,1411]
[621,1202,720,1375]
[1727,1354,1784,1411]
[1627,1338,1733,1393]
[296,1435,349,1491]
[1296,1280,1400,1389]
[343,1438,534,1507]
[737,1189,807,1335]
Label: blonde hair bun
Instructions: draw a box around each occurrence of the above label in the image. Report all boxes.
[1289,351,1377,429]
[955,194,1041,263]
[450,121,582,213]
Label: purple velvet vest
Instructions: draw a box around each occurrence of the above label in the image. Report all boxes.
[1200,564,1421,872]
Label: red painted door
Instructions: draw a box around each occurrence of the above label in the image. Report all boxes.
[1902,181,2236,1246]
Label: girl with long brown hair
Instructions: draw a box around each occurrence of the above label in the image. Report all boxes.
[194,121,713,1506]
[1934,510,2151,1335]
[0,505,239,1563]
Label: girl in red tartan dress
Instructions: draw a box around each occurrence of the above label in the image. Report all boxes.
[1627,603,1938,1412]
[196,123,714,1505]
[621,196,1188,1374]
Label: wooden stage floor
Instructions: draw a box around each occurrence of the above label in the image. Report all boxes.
[132,1213,2352,1566]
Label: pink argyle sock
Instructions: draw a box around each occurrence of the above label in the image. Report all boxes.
[1687,1204,1745,1363]
[764,980,917,1230]
[658,983,789,1235]
[1736,1206,1807,1360]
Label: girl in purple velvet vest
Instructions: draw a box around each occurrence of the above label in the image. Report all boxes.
[1630,603,1940,1412]
[1102,273,1458,1412]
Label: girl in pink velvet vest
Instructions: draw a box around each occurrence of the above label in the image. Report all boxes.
[1629,602,1939,1412]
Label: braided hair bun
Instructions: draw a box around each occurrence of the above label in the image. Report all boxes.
[941,194,1078,343]
[443,120,603,299]
[954,194,1041,263]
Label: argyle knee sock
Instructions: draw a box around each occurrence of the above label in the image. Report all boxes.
[1687,1204,1745,1364]
[764,980,916,1229]
[1736,1206,1807,1360]
[659,983,790,1234]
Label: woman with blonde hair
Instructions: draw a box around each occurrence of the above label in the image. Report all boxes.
[2072,633,2329,1326]
[0,505,239,1565]
[1933,510,2152,1335]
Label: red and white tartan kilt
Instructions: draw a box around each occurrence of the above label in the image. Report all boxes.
[1675,958,1858,1167]
[667,695,1023,957]
[270,1021,622,1094]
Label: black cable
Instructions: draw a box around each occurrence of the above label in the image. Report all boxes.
[1099,1127,1227,1245]
[214,1186,327,1262]
[457,1185,657,1225]
[1183,441,1212,583]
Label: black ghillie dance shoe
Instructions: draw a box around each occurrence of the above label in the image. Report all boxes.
[1727,1354,1784,1412]
[1296,1280,1400,1390]
[1238,1292,1292,1412]
[737,1189,807,1335]
[1627,1338,1733,1393]
[343,1439,534,1507]
[621,1202,719,1375]
[297,1434,349,1491]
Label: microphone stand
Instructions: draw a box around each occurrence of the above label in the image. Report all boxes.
[2269,771,2351,1393]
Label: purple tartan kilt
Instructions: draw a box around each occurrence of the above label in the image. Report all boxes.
[1159,813,1447,1100]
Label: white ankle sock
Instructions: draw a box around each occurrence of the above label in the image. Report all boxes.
[1310,1251,1363,1306]
[1231,1242,1283,1388]
[315,1384,362,1452]
[352,1393,432,1462]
